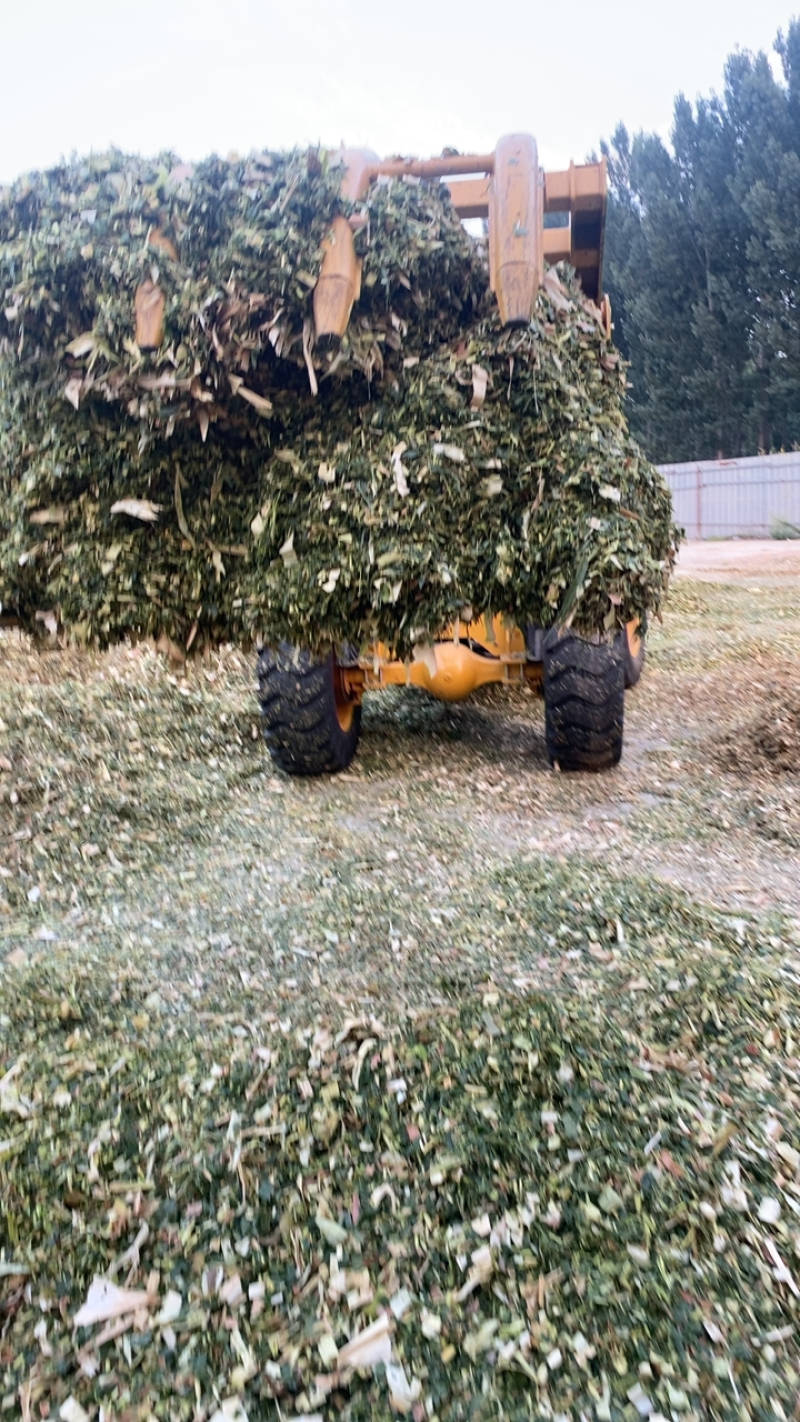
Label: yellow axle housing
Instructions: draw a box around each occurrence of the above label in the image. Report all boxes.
[335,622,642,727]
[342,616,537,706]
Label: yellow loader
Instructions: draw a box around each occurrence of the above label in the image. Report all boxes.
[253,137,644,777]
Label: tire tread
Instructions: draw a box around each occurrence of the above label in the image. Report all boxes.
[543,631,624,772]
[257,645,361,776]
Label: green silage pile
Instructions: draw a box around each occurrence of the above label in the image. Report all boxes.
[0,147,676,656]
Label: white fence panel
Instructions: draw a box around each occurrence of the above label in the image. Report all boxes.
[658,452,800,538]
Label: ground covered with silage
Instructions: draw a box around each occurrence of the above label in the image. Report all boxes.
[3,548,800,1419]
[0,147,675,658]
[2,866,799,1421]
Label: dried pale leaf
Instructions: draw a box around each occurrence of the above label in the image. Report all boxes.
[302,317,319,396]
[337,1313,394,1369]
[776,1141,800,1172]
[412,641,438,682]
[274,449,301,470]
[626,1382,655,1417]
[571,1331,596,1367]
[318,1332,338,1366]
[59,1400,90,1422]
[542,268,573,312]
[63,378,82,410]
[391,444,410,497]
[470,363,488,409]
[64,334,96,358]
[598,1184,624,1213]
[107,1222,149,1279]
[464,1317,500,1359]
[420,1308,441,1338]
[0,1078,30,1118]
[758,1197,782,1224]
[761,1324,795,1344]
[389,1286,413,1319]
[385,1360,421,1412]
[173,468,194,547]
[237,386,273,417]
[29,507,68,525]
[279,531,298,568]
[764,1238,800,1297]
[110,499,162,523]
[208,1400,249,1422]
[626,1244,649,1265]
[432,442,465,463]
[73,1277,155,1328]
[218,1273,244,1307]
[35,610,58,637]
[155,1289,182,1325]
[315,1213,348,1246]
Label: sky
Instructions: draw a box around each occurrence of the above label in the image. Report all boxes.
[0,0,796,183]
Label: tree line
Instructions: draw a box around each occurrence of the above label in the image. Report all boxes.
[601,18,800,464]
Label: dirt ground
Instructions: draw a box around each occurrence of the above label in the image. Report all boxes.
[675,535,800,583]
[1,540,799,1012]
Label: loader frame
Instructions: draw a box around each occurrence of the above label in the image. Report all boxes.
[335,619,642,718]
[313,138,609,345]
[311,136,617,718]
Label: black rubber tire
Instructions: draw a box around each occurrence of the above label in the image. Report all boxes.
[257,644,361,776]
[542,630,625,772]
[621,625,645,689]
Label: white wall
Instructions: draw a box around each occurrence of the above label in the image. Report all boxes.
[658,452,800,539]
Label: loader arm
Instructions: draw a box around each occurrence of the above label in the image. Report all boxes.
[314,136,608,341]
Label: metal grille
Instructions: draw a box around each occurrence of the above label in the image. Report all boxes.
[658,452,800,539]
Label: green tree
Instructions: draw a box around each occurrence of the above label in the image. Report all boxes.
[601,18,800,462]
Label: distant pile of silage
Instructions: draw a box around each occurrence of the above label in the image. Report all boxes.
[0,146,676,656]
